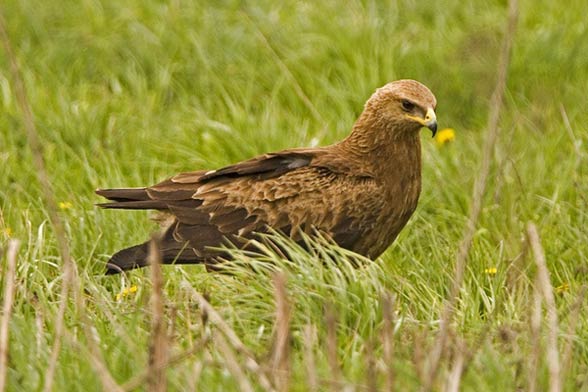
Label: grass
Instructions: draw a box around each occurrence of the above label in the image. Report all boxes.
[1,0,588,390]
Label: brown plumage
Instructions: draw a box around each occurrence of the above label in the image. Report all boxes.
[96,79,437,274]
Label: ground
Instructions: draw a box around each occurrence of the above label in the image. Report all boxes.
[1,0,587,390]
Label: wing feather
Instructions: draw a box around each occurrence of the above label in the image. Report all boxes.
[97,147,380,264]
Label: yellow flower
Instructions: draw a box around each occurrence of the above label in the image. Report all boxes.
[59,201,73,210]
[2,227,12,237]
[484,267,497,276]
[435,128,456,146]
[115,285,138,301]
[555,282,569,294]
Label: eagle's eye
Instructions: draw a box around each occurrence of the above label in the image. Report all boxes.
[401,100,415,112]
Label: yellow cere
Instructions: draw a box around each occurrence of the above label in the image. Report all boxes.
[59,201,73,210]
[115,285,138,301]
[435,128,456,146]
[484,267,497,275]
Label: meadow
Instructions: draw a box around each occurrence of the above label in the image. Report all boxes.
[1,0,587,390]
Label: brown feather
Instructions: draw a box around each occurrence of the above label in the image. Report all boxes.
[95,188,149,202]
[96,80,437,274]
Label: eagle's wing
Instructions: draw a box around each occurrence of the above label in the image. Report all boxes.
[96,148,379,270]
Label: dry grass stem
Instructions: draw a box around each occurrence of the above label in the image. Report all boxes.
[365,339,377,392]
[75,274,122,390]
[67,324,124,392]
[381,292,396,391]
[445,339,466,392]
[187,357,205,392]
[325,304,342,391]
[0,10,78,392]
[85,342,125,392]
[561,286,586,382]
[122,339,208,391]
[147,236,168,392]
[270,272,292,391]
[188,288,252,356]
[184,286,275,391]
[214,330,255,392]
[527,223,562,392]
[168,304,178,342]
[528,276,543,392]
[424,0,519,388]
[303,324,318,392]
[43,263,76,392]
[0,240,19,392]
[34,299,44,357]
[413,330,426,385]
[76,286,123,392]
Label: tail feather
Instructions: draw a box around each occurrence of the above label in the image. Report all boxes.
[105,242,150,274]
[105,238,205,274]
[97,200,168,210]
[96,187,169,210]
[96,187,149,202]
[98,188,207,274]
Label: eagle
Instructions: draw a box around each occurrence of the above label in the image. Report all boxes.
[96,79,437,274]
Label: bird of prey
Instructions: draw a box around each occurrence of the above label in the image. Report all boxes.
[96,79,437,274]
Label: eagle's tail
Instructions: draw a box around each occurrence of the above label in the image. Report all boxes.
[95,188,167,210]
[105,242,151,274]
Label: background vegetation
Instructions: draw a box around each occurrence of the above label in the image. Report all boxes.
[1,0,587,390]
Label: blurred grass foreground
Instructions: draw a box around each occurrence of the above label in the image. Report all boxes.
[1,0,588,390]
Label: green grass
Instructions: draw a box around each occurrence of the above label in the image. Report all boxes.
[1,0,588,390]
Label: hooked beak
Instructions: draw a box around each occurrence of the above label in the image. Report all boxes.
[423,108,437,137]
[406,107,438,137]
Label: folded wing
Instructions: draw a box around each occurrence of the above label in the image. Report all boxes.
[96,148,377,273]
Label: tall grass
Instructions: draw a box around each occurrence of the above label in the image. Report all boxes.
[1,0,587,390]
